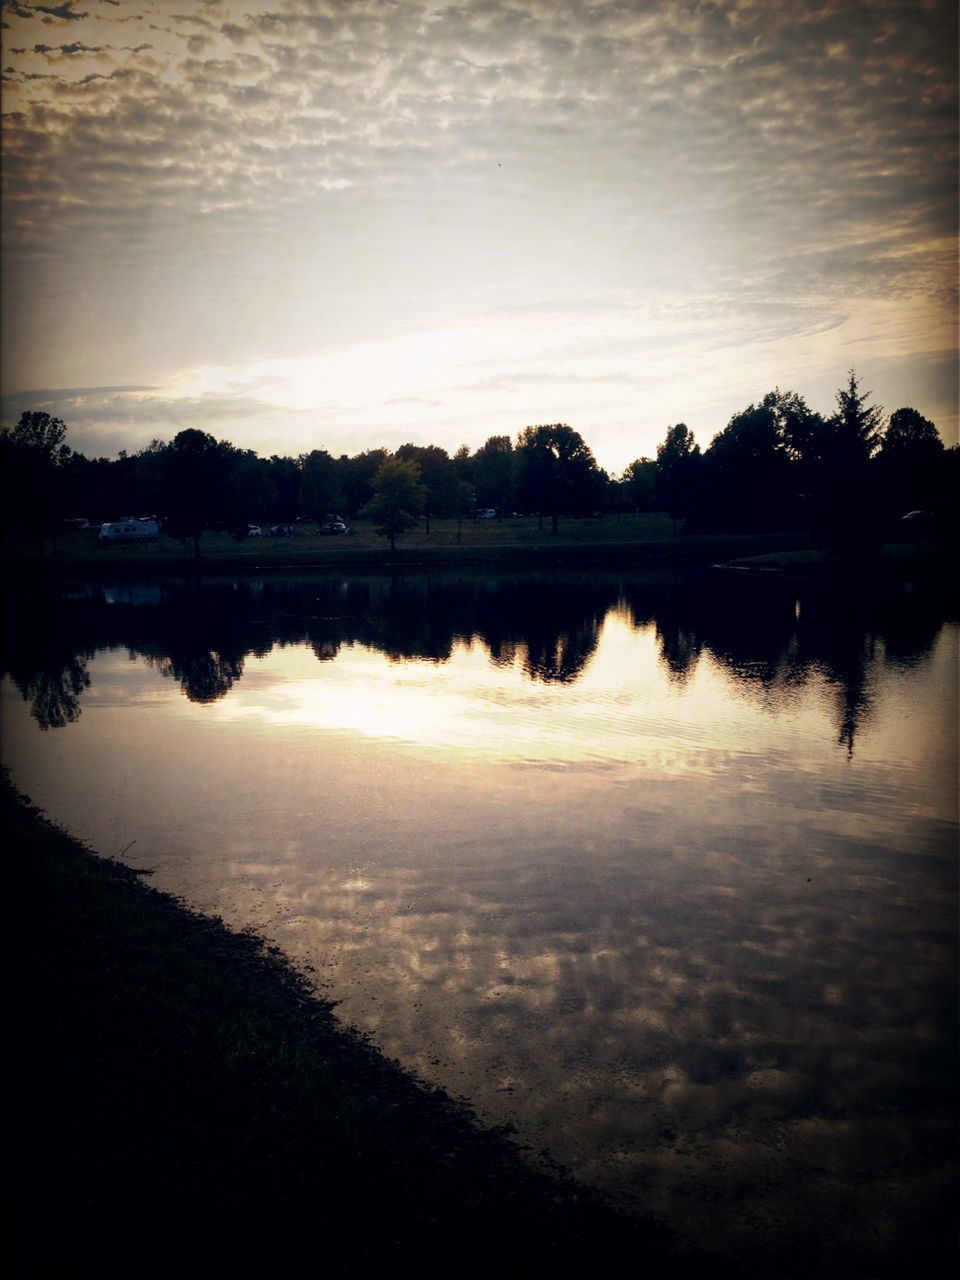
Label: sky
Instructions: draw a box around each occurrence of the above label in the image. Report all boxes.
[1,0,957,474]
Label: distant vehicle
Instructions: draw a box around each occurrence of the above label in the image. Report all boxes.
[98,519,159,543]
[475,508,496,520]
[319,521,349,535]
[246,525,262,537]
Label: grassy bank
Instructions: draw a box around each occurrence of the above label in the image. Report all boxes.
[5,513,815,577]
[6,515,951,582]
[9,774,736,1278]
[725,539,952,580]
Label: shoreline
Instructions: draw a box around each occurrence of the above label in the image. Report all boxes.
[8,774,738,1277]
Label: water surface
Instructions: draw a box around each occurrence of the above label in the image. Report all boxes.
[3,572,956,1277]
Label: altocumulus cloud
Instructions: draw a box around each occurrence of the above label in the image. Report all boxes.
[1,0,956,468]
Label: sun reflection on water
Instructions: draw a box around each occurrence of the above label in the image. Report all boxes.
[198,610,844,781]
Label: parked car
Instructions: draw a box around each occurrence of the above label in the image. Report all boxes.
[475,508,496,520]
[319,521,349,535]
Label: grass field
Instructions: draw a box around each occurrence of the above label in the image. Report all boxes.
[4,513,951,582]
[56,511,677,560]
[7,512,813,576]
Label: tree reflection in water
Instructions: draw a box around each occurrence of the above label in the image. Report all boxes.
[1,571,953,757]
[11,656,90,729]
[2,568,955,1278]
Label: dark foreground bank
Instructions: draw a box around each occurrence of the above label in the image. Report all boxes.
[9,775,739,1279]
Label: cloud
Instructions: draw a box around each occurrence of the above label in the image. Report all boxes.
[6,2,90,21]
[1,1,956,464]
[4,2,953,224]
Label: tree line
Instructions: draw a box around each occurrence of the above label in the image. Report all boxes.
[1,371,954,556]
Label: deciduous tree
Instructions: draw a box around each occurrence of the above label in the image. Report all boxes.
[882,408,942,457]
[515,423,600,534]
[472,435,516,515]
[361,456,426,552]
[876,408,945,520]
[395,444,457,532]
[698,395,799,531]
[655,423,700,534]
[619,458,658,513]
[0,411,71,552]
[163,428,232,557]
[299,449,344,524]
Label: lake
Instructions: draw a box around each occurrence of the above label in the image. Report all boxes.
[3,569,956,1277]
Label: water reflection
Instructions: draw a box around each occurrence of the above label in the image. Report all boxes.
[2,619,93,730]
[1,570,956,1277]
[2,572,953,759]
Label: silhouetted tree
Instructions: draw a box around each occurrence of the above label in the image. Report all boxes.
[265,454,301,519]
[3,409,67,458]
[697,393,805,531]
[217,448,276,534]
[299,450,344,523]
[875,407,946,525]
[619,458,658,513]
[0,411,71,553]
[655,423,700,534]
[395,444,458,532]
[819,371,884,551]
[882,407,942,456]
[129,440,167,517]
[453,443,473,481]
[163,428,231,557]
[832,370,884,464]
[339,448,389,517]
[362,457,426,552]
[769,389,830,526]
[452,478,476,542]
[515,423,601,534]
[472,435,516,515]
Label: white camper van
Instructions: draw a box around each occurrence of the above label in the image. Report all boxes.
[98,519,160,543]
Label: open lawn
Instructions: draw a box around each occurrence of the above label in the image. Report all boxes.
[7,513,813,576]
[4,515,951,582]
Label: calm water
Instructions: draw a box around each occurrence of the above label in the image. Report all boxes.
[3,572,957,1277]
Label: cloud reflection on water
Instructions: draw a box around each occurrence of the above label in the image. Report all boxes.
[0,572,956,1276]
[269,801,954,1277]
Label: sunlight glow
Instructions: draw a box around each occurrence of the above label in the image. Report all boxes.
[198,613,833,778]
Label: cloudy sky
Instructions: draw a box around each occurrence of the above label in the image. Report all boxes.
[1,0,956,472]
